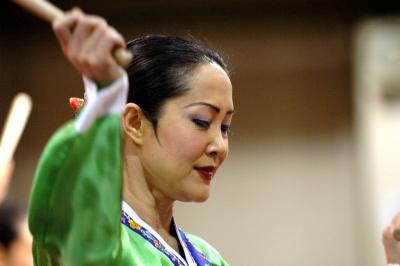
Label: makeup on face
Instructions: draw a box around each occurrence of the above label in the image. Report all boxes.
[184,102,233,137]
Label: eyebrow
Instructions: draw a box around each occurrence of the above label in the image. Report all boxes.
[185,102,235,115]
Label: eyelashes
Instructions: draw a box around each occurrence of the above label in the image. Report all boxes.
[221,124,231,135]
[192,118,210,128]
[192,119,231,135]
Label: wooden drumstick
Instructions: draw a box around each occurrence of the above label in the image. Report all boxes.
[0,93,32,172]
[11,0,132,68]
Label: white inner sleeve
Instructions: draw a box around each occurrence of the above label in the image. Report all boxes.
[75,69,129,133]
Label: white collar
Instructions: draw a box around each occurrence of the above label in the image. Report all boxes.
[121,201,197,266]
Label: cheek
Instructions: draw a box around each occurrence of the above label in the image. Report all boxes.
[220,140,229,163]
[160,125,207,161]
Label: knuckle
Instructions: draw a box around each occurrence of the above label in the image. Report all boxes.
[75,53,88,65]
[110,27,123,39]
[66,49,76,60]
[52,20,61,31]
[88,57,110,73]
[97,17,107,27]
[108,31,124,45]
[87,57,100,68]
[53,18,69,32]
[96,25,108,35]
[80,16,93,27]
[105,31,117,41]
[89,16,107,28]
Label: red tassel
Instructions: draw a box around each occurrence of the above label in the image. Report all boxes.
[69,97,85,112]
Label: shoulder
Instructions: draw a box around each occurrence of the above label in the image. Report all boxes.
[186,234,229,266]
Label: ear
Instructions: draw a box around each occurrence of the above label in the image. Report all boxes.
[122,103,147,145]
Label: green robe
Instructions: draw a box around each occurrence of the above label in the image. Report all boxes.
[28,73,228,266]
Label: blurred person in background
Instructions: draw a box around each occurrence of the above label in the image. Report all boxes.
[0,160,33,266]
[0,203,33,266]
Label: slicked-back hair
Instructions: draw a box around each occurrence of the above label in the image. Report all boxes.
[126,35,228,130]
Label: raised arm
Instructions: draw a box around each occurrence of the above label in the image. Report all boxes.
[28,10,129,265]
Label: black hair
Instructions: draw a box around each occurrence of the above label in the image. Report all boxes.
[0,203,24,249]
[126,35,229,130]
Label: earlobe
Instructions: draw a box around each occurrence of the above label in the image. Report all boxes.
[122,103,145,145]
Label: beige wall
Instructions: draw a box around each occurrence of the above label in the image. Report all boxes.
[1,14,360,265]
[175,19,356,265]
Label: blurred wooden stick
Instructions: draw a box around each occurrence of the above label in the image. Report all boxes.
[13,0,63,23]
[0,93,32,172]
[11,0,132,68]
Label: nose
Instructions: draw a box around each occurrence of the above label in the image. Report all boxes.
[206,130,228,159]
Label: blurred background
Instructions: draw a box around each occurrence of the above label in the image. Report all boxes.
[2,0,400,265]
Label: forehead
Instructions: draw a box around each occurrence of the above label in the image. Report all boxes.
[179,62,233,107]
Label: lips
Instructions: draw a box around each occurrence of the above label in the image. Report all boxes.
[194,166,216,182]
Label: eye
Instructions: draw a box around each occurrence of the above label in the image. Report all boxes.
[192,119,210,129]
[221,124,231,136]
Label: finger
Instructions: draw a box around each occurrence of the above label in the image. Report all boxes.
[108,26,126,49]
[70,15,106,49]
[392,214,400,240]
[69,16,108,67]
[84,24,125,53]
[93,28,125,79]
[383,226,398,247]
[69,15,109,79]
[383,226,391,242]
[75,26,108,80]
[81,25,125,80]
[394,213,400,227]
[92,26,126,72]
[81,28,115,80]
[52,9,83,51]
[394,229,400,241]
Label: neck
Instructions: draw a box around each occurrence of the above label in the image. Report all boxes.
[122,140,175,234]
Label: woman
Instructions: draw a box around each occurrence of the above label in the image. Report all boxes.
[28,8,232,266]
[0,161,33,266]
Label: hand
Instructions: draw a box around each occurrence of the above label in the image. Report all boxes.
[383,213,400,264]
[52,8,126,86]
[0,160,14,203]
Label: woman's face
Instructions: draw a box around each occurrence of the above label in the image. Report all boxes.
[140,62,233,202]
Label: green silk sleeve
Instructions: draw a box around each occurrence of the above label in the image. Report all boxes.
[28,115,123,265]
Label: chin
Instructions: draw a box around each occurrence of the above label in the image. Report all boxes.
[181,187,210,203]
[192,195,209,203]
[191,188,211,202]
